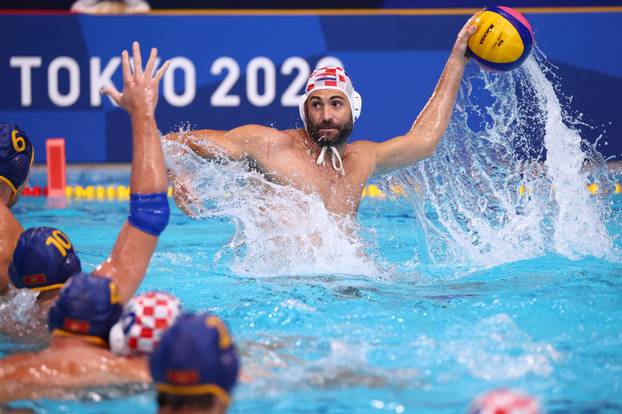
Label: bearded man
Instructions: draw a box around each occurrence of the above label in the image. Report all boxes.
[167,19,478,217]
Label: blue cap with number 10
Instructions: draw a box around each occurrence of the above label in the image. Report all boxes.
[9,227,82,292]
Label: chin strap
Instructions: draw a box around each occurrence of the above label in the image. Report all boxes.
[316,146,345,176]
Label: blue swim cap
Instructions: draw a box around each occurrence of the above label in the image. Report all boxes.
[9,227,81,292]
[48,272,123,347]
[0,123,34,205]
[149,313,240,405]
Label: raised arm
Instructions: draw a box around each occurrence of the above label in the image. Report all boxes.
[93,42,171,304]
[0,185,23,293]
[373,16,479,175]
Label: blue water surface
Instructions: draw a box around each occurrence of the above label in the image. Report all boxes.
[4,168,622,414]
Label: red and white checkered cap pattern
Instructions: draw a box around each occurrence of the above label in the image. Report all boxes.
[469,389,540,414]
[304,66,354,96]
[123,291,181,355]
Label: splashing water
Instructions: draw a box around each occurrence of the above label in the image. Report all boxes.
[393,48,619,270]
[165,48,619,276]
[0,290,49,347]
[164,139,380,277]
[441,313,562,380]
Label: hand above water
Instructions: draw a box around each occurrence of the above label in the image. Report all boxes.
[101,41,171,119]
[452,11,482,64]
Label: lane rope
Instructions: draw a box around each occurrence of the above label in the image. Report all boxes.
[19,183,622,200]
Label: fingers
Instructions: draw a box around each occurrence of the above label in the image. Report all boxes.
[144,47,158,78]
[100,86,122,105]
[466,9,482,25]
[154,59,171,83]
[121,50,132,85]
[120,43,167,91]
[132,41,143,77]
[456,14,479,46]
[461,24,477,41]
[458,11,480,39]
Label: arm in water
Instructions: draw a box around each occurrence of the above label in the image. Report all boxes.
[371,17,479,175]
[0,345,149,402]
[164,125,282,216]
[94,42,171,304]
[0,185,23,293]
[163,124,280,161]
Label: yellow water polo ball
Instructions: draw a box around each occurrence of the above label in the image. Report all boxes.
[468,6,535,71]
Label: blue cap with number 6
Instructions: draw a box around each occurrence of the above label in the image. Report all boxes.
[0,123,34,206]
[9,227,82,292]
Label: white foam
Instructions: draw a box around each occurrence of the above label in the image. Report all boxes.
[0,289,48,343]
[442,313,562,380]
[164,138,380,277]
[395,48,620,270]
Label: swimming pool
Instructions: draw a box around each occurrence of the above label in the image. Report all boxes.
[4,51,622,413]
[4,163,621,413]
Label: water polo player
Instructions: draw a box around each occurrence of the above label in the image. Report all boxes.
[0,42,178,401]
[150,313,240,414]
[0,123,34,209]
[0,276,180,400]
[167,16,479,218]
[0,129,83,340]
[1,42,171,339]
[0,123,34,293]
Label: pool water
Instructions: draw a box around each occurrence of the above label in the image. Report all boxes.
[4,184,622,413]
[4,50,622,413]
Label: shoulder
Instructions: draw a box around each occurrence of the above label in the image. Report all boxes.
[227,124,285,139]
[228,125,299,149]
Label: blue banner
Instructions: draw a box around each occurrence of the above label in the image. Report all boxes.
[1,11,621,162]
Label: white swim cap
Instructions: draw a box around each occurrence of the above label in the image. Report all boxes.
[109,291,181,356]
[298,66,362,128]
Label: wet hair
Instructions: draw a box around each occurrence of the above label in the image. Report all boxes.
[157,392,217,410]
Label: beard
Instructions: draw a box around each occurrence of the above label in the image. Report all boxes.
[306,117,353,147]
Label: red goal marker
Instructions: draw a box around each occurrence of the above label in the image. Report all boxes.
[46,138,67,198]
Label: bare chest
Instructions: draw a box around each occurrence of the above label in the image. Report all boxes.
[259,148,371,215]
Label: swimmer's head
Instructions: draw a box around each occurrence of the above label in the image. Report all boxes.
[468,389,540,414]
[299,67,362,147]
[0,123,35,207]
[48,272,123,347]
[9,227,82,295]
[150,313,239,413]
[109,291,181,357]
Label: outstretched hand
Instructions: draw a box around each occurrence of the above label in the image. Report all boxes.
[452,12,482,63]
[101,41,171,118]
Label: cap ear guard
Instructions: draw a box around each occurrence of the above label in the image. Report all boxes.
[351,90,362,122]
